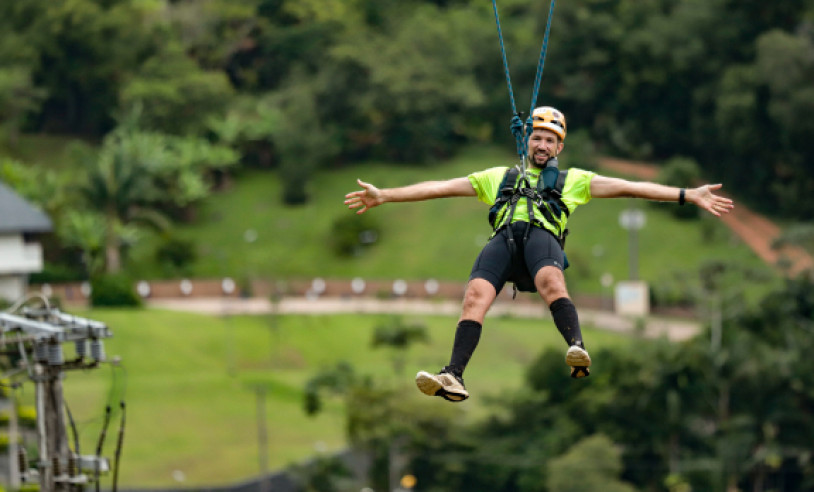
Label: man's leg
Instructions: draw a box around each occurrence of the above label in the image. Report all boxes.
[417,232,510,401]
[447,278,497,375]
[525,227,591,377]
[416,279,498,401]
[535,265,591,378]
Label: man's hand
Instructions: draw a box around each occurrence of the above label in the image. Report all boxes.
[344,176,476,214]
[689,184,735,217]
[344,179,383,215]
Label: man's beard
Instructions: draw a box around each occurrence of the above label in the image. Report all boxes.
[527,152,555,168]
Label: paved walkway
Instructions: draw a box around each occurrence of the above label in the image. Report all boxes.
[148,296,700,342]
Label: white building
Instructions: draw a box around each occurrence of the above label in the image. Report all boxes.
[0,181,52,303]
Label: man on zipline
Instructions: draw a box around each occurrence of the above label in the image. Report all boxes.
[344,106,735,402]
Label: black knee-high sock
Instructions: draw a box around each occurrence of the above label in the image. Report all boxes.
[446,320,482,377]
[549,297,585,350]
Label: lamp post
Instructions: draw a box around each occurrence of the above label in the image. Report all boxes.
[618,206,646,280]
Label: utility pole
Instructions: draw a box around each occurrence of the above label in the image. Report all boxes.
[255,385,269,475]
[0,305,117,491]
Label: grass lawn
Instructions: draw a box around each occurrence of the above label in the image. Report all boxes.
[54,307,635,488]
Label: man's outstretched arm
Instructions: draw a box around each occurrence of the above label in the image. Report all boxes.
[344,177,477,215]
[590,175,735,217]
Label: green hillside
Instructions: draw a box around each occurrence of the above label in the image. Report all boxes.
[57,307,635,488]
[128,144,772,297]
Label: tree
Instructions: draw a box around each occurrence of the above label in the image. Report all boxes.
[78,109,238,273]
[546,434,637,492]
[270,71,339,205]
[57,210,111,277]
[0,0,158,135]
[79,132,157,273]
[753,29,814,218]
[120,42,236,136]
[207,95,282,169]
[329,3,491,161]
[370,316,429,374]
[0,66,46,144]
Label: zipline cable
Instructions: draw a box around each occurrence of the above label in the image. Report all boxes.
[491,0,519,120]
[527,0,557,130]
[491,0,558,174]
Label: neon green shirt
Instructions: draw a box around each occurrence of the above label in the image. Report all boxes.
[467,166,596,236]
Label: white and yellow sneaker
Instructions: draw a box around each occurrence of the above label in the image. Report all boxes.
[415,370,469,402]
[566,345,591,378]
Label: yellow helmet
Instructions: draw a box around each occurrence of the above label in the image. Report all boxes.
[531,106,567,141]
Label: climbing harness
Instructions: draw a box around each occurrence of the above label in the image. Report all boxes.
[489,162,570,241]
[487,162,572,296]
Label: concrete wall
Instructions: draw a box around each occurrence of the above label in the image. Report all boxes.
[0,234,43,274]
[0,233,43,302]
[0,275,26,303]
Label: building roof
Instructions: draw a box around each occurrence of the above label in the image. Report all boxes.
[0,181,53,234]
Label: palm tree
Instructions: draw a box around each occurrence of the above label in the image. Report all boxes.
[81,147,150,273]
[78,106,238,273]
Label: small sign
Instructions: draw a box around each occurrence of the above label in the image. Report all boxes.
[619,209,646,230]
[614,280,650,316]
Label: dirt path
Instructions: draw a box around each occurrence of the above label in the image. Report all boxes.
[598,157,813,276]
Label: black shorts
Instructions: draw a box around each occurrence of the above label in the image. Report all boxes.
[469,222,564,294]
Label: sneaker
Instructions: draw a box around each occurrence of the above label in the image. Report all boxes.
[415,369,469,402]
[566,345,591,378]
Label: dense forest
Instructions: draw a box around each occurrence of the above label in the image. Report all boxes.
[3,0,814,209]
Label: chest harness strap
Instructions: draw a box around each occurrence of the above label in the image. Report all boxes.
[487,159,571,296]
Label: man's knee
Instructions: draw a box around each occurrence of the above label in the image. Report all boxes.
[535,266,568,303]
[461,278,497,319]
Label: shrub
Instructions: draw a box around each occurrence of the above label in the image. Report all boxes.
[280,164,310,205]
[155,235,197,274]
[90,274,142,307]
[29,263,86,284]
[329,214,380,257]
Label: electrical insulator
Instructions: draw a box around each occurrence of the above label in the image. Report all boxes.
[75,339,88,358]
[18,447,28,475]
[48,342,64,366]
[68,454,78,476]
[52,456,61,477]
[91,339,106,361]
[35,342,49,362]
